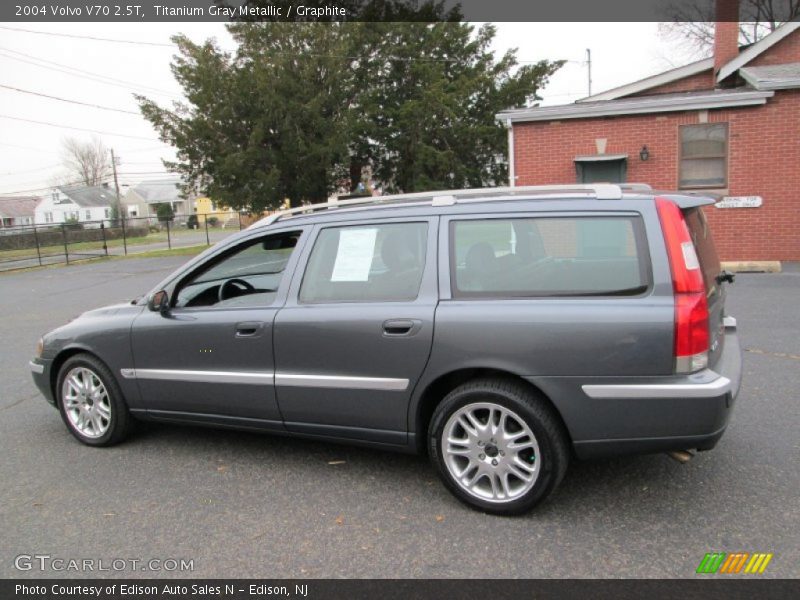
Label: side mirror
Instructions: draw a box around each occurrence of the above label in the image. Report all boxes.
[147,290,171,316]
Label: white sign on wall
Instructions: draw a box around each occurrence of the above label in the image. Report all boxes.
[715,196,763,209]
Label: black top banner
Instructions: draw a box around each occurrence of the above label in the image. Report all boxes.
[3,0,800,23]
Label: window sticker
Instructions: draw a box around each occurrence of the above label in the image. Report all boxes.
[330,228,378,282]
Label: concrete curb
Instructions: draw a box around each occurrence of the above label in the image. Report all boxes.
[721,261,782,273]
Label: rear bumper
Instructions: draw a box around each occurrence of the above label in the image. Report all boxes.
[534,317,743,460]
[581,371,733,400]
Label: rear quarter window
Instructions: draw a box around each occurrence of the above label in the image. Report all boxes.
[683,207,722,294]
[450,216,650,298]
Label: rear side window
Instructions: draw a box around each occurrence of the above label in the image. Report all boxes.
[451,216,649,297]
[683,207,721,293]
[300,222,428,303]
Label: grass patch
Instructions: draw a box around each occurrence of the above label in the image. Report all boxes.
[0,226,237,261]
[0,245,207,275]
[116,245,207,259]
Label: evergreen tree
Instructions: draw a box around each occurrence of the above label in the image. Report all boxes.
[138,22,561,210]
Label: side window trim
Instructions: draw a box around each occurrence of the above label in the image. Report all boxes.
[168,227,308,312]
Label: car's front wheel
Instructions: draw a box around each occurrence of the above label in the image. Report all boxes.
[428,378,569,515]
[57,353,132,446]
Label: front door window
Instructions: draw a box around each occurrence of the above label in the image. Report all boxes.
[174,231,301,309]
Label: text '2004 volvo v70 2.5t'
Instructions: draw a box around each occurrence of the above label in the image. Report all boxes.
[30,183,741,515]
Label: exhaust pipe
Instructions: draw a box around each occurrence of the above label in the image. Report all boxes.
[667,450,695,464]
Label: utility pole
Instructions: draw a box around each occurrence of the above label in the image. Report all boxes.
[110,148,128,253]
[586,48,592,97]
[110,148,122,220]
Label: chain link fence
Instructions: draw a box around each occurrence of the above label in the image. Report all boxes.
[0,212,267,273]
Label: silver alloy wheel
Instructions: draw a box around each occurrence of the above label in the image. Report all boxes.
[61,366,111,439]
[442,402,541,503]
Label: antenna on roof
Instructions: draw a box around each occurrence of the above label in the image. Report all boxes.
[586,49,592,97]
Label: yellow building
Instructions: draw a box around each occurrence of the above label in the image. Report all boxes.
[193,197,238,227]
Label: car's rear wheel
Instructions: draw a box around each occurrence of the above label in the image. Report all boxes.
[56,354,132,446]
[428,378,569,515]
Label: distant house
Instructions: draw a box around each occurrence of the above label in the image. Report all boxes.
[194,196,239,227]
[34,184,116,226]
[122,179,193,221]
[497,10,800,264]
[0,196,38,228]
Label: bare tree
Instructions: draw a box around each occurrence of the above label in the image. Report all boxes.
[60,136,112,187]
[659,0,800,59]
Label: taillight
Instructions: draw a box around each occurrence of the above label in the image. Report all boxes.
[656,198,709,373]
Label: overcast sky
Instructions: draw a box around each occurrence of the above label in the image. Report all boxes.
[0,22,699,196]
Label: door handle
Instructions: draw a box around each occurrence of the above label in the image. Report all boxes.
[235,321,264,337]
[382,319,421,337]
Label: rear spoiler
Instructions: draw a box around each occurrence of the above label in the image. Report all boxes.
[655,192,717,209]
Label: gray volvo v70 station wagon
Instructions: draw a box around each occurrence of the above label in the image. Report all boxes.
[30,183,742,514]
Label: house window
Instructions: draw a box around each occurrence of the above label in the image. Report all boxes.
[44,212,53,223]
[85,210,92,220]
[679,123,728,189]
[104,208,110,218]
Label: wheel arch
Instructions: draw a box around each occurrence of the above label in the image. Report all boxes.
[412,367,573,455]
[50,345,105,405]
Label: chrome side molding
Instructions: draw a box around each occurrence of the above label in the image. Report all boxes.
[120,368,274,385]
[274,373,409,391]
[120,368,409,391]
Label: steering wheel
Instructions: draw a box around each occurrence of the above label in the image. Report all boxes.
[218,278,255,302]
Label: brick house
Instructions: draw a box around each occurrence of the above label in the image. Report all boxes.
[497,16,800,264]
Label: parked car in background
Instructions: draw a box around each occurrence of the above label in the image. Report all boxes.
[30,183,741,514]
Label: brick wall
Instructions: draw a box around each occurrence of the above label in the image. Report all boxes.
[629,69,714,96]
[512,89,800,261]
[748,29,800,67]
[627,29,800,98]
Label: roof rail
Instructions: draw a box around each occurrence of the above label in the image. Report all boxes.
[619,183,653,193]
[248,182,651,229]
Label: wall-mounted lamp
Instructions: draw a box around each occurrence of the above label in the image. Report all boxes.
[639,145,650,161]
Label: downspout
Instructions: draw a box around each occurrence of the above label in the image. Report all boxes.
[506,118,515,187]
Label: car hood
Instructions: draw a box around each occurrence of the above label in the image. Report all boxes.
[41,302,145,360]
[79,302,140,319]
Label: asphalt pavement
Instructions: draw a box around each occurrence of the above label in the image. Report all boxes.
[1,258,798,578]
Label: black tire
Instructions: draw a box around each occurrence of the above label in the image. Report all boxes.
[428,377,569,515]
[56,353,133,446]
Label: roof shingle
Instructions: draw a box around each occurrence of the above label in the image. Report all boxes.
[0,196,39,218]
[58,185,116,208]
[740,62,800,91]
[129,179,183,204]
